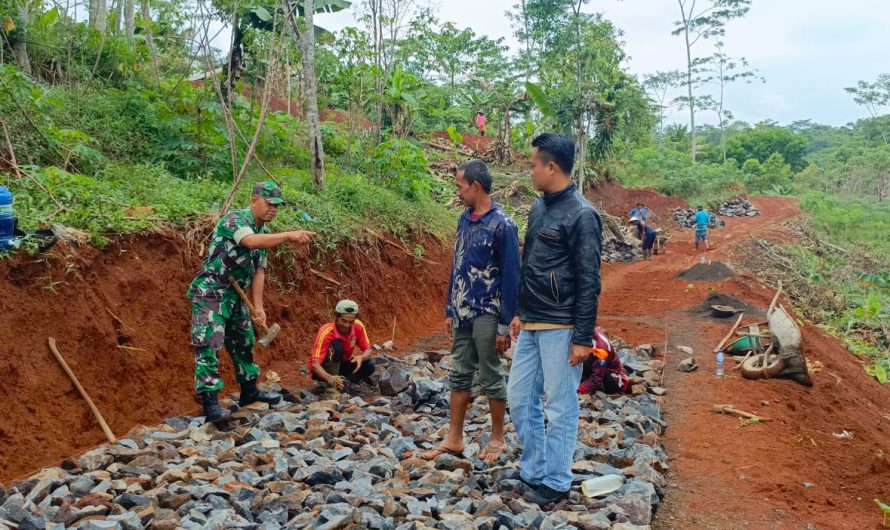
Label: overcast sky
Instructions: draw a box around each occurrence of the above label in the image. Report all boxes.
[300,0,890,128]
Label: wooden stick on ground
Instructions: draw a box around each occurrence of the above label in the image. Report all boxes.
[714,313,745,353]
[48,338,116,443]
[713,404,773,422]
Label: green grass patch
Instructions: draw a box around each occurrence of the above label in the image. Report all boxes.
[8,162,455,249]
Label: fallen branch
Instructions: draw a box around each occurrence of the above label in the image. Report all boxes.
[309,268,341,286]
[713,404,773,422]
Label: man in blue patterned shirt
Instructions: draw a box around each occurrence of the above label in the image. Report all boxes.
[422,159,521,464]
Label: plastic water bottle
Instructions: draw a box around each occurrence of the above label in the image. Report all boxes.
[0,187,16,251]
[715,350,725,378]
[700,255,706,264]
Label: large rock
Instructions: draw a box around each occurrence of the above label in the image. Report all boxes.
[120,456,167,477]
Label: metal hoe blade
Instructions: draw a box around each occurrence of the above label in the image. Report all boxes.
[259,323,281,347]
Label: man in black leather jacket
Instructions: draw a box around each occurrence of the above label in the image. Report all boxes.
[507,133,603,506]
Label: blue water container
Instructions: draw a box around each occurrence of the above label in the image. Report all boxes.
[0,186,17,250]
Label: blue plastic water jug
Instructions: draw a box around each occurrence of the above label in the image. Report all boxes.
[0,186,17,250]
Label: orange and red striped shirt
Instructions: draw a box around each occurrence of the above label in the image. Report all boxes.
[307,320,371,370]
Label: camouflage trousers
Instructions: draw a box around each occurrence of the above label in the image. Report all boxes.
[190,297,259,393]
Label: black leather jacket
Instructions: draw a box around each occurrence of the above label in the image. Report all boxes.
[517,183,603,346]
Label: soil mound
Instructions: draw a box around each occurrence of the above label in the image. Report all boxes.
[689,293,766,318]
[676,261,736,282]
[432,131,495,153]
[586,180,689,223]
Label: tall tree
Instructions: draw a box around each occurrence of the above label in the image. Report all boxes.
[283,0,349,187]
[124,0,135,38]
[512,1,649,189]
[846,73,890,145]
[672,0,750,162]
[91,0,108,32]
[643,70,683,144]
[700,41,762,161]
[8,0,32,74]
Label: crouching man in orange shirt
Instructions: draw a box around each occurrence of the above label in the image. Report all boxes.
[308,299,376,398]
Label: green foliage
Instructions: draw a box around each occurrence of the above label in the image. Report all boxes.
[367,138,446,201]
[612,146,743,203]
[10,161,453,249]
[741,152,792,193]
[800,192,890,260]
[876,499,890,527]
[725,122,808,172]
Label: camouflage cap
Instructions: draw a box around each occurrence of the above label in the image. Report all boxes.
[252,182,286,205]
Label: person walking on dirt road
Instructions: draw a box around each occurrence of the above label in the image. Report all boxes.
[188,182,314,422]
[422,159,521,464]
[507,134,603,506]
[630,216,657,260]
[694,205,710,251]
[308,299,376,398]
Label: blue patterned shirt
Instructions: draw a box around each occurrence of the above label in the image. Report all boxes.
[445,203,521,336]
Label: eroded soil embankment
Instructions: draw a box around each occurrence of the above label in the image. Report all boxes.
[0,231,450,483]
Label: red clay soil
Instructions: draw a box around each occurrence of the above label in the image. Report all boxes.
[0,231,450,483]
[587,179,689,225]
[192,81,374,130]
[433,131,495,154]
[596,195,890,529]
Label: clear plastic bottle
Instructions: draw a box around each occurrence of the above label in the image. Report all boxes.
[715,350,725,378]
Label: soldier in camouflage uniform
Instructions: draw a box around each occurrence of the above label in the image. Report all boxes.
[188,182,314,421]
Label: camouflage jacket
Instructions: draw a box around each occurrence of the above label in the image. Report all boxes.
[188,208,270,303]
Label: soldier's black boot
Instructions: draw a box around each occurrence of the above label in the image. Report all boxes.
[200,392,231,423]
[238,379,282,407]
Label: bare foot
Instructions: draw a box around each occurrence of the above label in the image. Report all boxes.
[480,441,507,463]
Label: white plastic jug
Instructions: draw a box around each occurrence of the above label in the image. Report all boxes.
[581,474,625,497]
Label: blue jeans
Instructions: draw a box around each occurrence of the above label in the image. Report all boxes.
[507,328,582,492]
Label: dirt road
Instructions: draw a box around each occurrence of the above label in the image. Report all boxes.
[597,197,890,529]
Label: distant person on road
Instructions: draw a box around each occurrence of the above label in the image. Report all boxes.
[475,111,487,136]
[577,328,630,395]
[308,299,376,399]
[188,182,315,422]
[628,202,651,222]
[694,205,710,251]
[422,159,520,464]
[507,133,603,507]
[629,216,657,260]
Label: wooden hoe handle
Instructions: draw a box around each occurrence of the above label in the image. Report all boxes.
[48,337,116,444]
[229,278,260,318]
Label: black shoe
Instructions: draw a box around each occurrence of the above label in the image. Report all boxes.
[520,476,542,489]
[523,483,569,507]
[238,379,282,407]
[200,392,231,423]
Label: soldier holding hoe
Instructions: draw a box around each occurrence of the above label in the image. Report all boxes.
[188,182,314,422]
